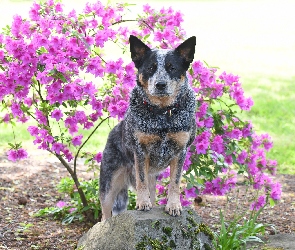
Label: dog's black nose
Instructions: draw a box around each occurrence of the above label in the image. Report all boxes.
[156,81,167,90]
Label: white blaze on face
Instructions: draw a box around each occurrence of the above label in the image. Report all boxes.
[147,49,176,96]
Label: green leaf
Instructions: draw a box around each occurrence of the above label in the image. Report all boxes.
[186,183,193,190]
[143,34,150,40]
[269,198,275,207]
[56,72,67,83]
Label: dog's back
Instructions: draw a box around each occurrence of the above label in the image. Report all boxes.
[100,35,196,220]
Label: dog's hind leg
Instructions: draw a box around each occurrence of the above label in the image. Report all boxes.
[100,167,127,221]
[112,187,128,216]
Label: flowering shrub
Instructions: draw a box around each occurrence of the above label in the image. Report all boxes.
[35,177,100,224]
[0,0,281,221]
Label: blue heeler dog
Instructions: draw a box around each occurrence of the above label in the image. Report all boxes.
[99,35,196,221]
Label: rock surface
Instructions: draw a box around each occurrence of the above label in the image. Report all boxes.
[77,206,213,250]
[246,233,295,250]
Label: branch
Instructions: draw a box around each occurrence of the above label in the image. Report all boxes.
[73,116,110,175]
[93,51,106,64]
[111,19,154,32]
[54,152,75,177]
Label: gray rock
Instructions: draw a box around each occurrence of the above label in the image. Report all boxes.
[77,206,213,250]
[246,233,295,250]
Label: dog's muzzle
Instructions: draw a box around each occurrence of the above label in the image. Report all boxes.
[155,81,167,91]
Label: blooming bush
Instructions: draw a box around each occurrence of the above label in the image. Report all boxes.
[0,0,281,221]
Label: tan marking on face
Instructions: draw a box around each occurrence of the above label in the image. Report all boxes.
[180,74,185,82]
[167,131,190,148]
[135,131,161,145]
[147,94,175,107]
[138,73,148,89]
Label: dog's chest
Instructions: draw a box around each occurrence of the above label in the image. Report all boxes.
[134,130,190,169]
[135,108,192,135]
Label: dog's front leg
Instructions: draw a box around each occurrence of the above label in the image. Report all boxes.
[165,149,186,216]
[134,151,152,211]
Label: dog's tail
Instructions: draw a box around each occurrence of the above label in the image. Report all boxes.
[112,188,128,216]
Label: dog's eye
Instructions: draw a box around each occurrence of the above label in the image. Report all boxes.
[148,64,157,72]
[167,63,176,72]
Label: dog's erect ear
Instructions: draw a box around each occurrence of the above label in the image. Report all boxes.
[175,36,196,69]
[129,35,151,68]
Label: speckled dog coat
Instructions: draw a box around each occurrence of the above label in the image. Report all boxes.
[99,35,196,221]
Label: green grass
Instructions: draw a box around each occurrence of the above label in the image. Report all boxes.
[240,76,295,174]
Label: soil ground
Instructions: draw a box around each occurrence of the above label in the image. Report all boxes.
[0,150,294,249]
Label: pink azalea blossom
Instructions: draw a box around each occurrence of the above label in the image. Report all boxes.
[72,134,83,147]
[51,109,63,121]
[56,201,68,208]
[184,187,197,199]
[7,148,28,162]
[94,152,103,163]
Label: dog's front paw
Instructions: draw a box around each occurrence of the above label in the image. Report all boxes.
[136,199,152,211]
[165,202,182,216]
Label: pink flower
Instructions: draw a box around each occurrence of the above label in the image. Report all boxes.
[51,109,63,121]
[204,117,214,128]
[143,4,153,13]
[184,187,197,199]
[237,150,248,164]
[230,128,242,139]
[108,99,129,120]
[158,198,167,205]
[75,111,87,124]
[2,114,10,123]
[35,109,47,125]
[270,182,282,200]
[156,184,165,195]
[225,155,233,165]
[72,134,83,147]
[52,142,65,155]
[250,195,266,211]
[157,167,170,181]
[56,201,68,208]
[196,142,208,155]
[7,148,28,162]
[105,59,123,74]
[183,151,192,171]
[94,152,103,163]
[69,207,77,213]
[11,102,23,118]
[211,135,224,154]
[180,194,192,206]
[27,126,39,136]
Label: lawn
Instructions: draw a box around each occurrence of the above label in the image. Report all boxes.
[0,0,294,174]
[241,75,295,174]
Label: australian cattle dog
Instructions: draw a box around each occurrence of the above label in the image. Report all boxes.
[99,35,196,221]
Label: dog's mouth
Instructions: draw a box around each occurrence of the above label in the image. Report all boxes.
[153,91,170,97]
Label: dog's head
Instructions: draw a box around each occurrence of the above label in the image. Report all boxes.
[129,35,196,101]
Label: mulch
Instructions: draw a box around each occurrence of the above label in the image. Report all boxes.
[0,150,294,249]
